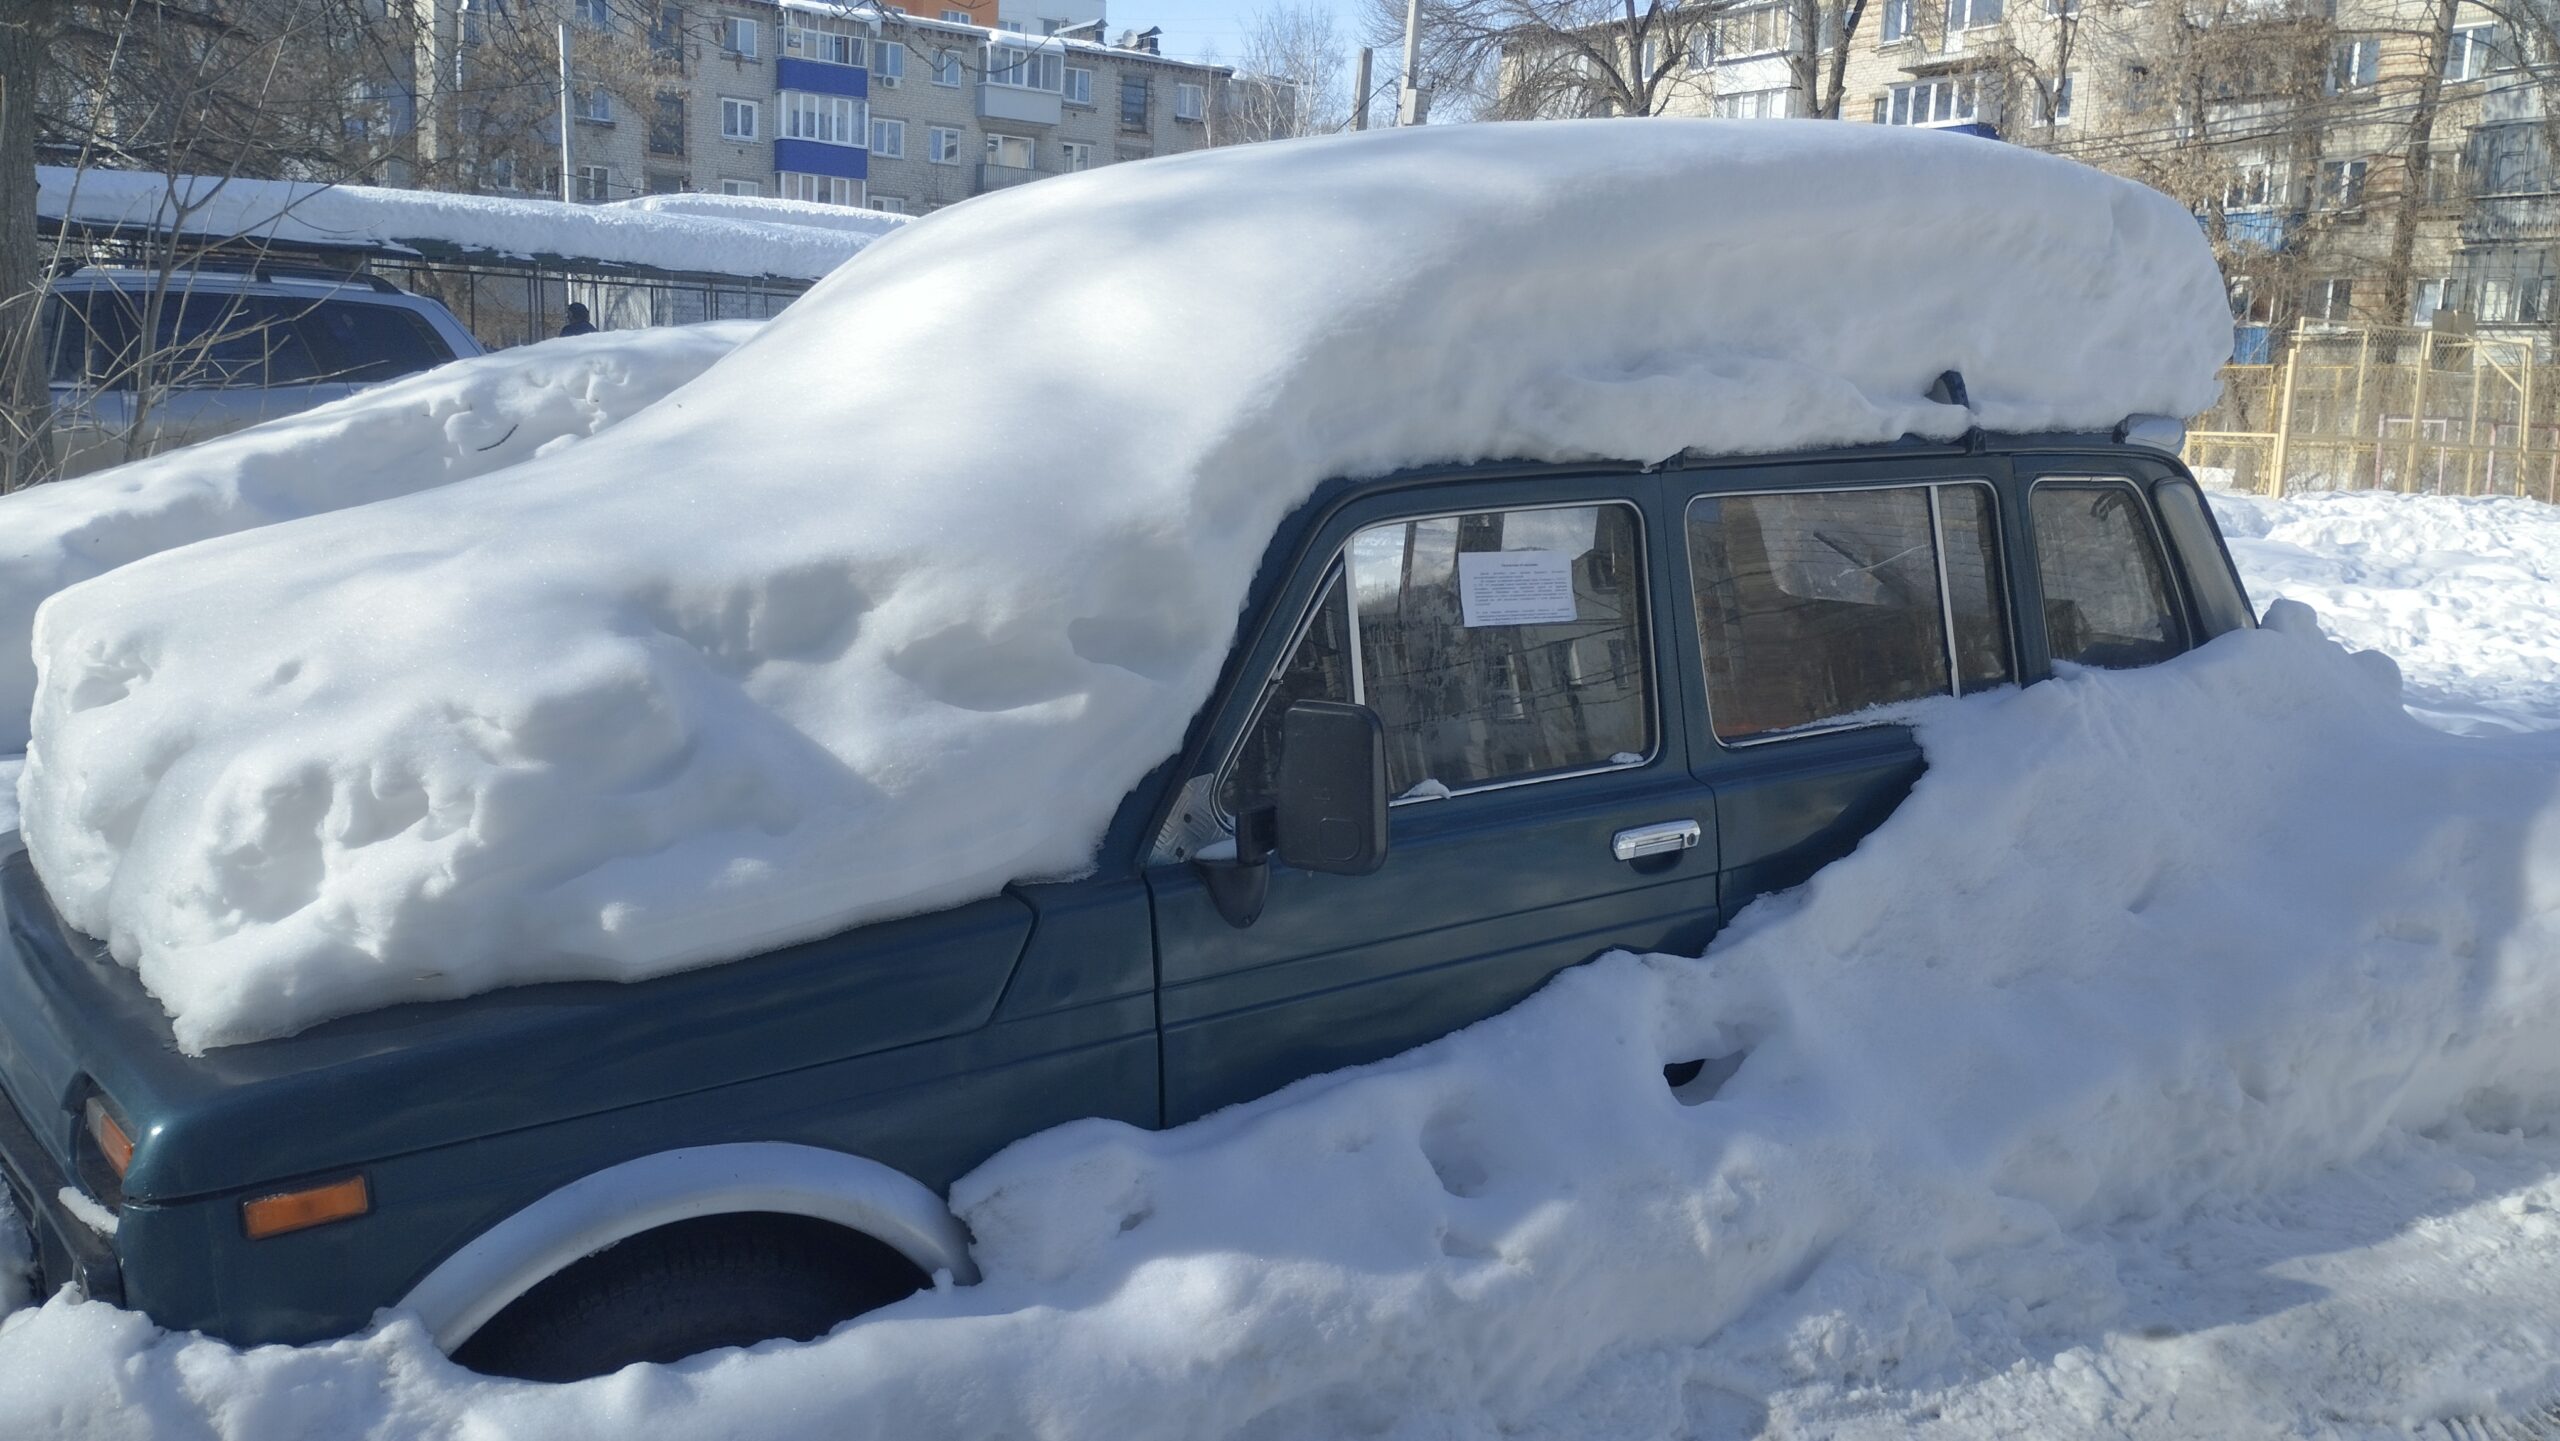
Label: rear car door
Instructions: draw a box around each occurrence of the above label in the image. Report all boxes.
[1145,473,1723,1124]
[1667,457,2022,911]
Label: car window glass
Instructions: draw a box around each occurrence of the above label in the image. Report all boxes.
[150,295,320,388]
[1220,502,1651,817]
[1688,484,2010,742]
[54,291,143,388]
[302,301,452,383]
[1349,504,1650,797]
[2030,481,2186,668]
[1218,568,1354,819]
[2152,479,2256,637]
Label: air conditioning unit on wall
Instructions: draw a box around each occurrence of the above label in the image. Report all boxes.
[880,75,900,88]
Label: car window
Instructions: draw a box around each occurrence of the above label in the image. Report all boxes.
[1219,501,1652,816]
[150,295,321,389]
[2152,479,2256,637]
[300,301,455,384]
[2029,480,2186,669]
[1687,483,2011,743]
[49,291,142,388]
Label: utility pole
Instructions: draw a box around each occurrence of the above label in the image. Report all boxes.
[1353,47,1373,130]
[556,21,574,203]
[1398,0,1429,125]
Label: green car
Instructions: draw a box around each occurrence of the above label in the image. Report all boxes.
[0,426,2252,1380]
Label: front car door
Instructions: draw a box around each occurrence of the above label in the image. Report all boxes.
[1144,470,1723,1124]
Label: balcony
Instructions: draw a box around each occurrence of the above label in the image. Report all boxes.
[976,161,1048,193]
[981,84,1064,126]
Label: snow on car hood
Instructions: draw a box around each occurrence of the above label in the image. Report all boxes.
[18,120,2232,1048]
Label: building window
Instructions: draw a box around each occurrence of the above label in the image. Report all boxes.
[577,0,611,26]
[720,15,759,58]
[942,8,972,20]
[2047,73,2072,123]
[1061,139,1093,170]
[782,90,866,145]
[871,194,908,213]
[1064,65,1093,105]
[575,164,612,202]
[1120,73,1149,127]
[1175,82,1206,120]
[986,42,1065,91]
[929,125,963,163]
[2305,277,2354,322]
[1711,88,1787,119]
[650,92,686,154]
[2046,0,2079,12]
[2328,37,2379,91]
[2320,157,2367,209]
[2223,160,2278,210]
[1876,77,1978,126]
[874,40,906,81]
[1880,0,1914,41]
[779,171,862,205]
[1716,6,1790,57]
[578,88,614,124]
[870,116,906,157]
[2412,277,2466,323]
[1947,0,2003,31]
[933,49,964,85]
[986,132,1034,168]
[721,96,760,140]
[2444,24,2502,82]
[645,169,687,195]
[783,23,863,66]
[719,177,761,196]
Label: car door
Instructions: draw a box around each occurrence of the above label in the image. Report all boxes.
[1145,473,1724,1124]
[1666,457,2023,912]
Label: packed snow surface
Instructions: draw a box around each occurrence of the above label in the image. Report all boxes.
[17,120,2232,1049]
[0,323,755,753]
[38,168,901,281]
[2211,489,2560,735]
[8,608,2560,1439]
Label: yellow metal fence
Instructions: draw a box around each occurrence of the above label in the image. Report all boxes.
[2183,326,2560,500]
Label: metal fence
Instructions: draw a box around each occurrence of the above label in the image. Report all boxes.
[2185,326,2560,499]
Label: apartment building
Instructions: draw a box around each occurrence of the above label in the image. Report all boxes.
[418,1,1228,216]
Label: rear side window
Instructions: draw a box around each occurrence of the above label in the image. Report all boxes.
[2152,479,2256,637]
[1220,502,1652,815]
[2029,480,2186,669]
[1688,483,2012,743]
[299,301,455,383]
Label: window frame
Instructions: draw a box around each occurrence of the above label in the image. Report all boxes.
[2023,474,2193,669]
[720,15,760,58]
[1685,477,2013,750]
[1207,496,1661,829]
[720,95,760,140]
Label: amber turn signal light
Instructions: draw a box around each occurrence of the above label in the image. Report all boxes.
[82,1097,133,1178]
[241,1175,371,1240]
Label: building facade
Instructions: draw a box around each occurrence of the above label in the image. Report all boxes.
[417,1,1228,217]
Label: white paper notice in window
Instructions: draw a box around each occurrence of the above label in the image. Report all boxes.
[1457,550,1579,626]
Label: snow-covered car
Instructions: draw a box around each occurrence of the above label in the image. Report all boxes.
[42,264,483,477]
[0,122,2247,1381]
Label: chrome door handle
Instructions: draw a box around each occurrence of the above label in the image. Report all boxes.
[1611,819,1700,862]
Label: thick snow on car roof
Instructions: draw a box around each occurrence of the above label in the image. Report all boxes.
[19,119,2231,1049]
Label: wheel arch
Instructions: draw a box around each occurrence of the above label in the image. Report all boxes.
[394,1142,980,1353]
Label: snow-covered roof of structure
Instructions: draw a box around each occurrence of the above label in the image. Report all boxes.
[37,167,902,282]
[19,119,2232,1048]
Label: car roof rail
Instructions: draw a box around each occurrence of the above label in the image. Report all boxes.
[175,254,405,294]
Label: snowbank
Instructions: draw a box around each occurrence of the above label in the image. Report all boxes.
[39,168,903,282]
[19,119,2232,1049]
[0,322,756,753]
[7,614,2560,1439]
[2211,489,2560,735]
[607,192,907,240]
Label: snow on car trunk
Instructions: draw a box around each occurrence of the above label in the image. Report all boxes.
[17,120,2232,1049]
[0,321,757,753]
[5,613,2560,1439]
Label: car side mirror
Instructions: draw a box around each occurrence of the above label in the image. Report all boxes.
[1275,700,1388,877]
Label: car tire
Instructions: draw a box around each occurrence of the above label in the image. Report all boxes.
[449,1212,926,1382]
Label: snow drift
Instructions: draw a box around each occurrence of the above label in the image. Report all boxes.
[0,321,755,753]
[7,612,2560,1440]
[18,120,2233,1049]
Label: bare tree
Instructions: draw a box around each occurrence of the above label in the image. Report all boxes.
[1366,0,1735,121]
[1225,2,1354,140]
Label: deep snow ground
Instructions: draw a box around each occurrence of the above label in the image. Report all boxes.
[5,487,2560,1440]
